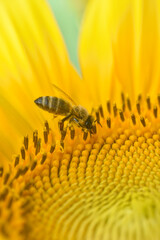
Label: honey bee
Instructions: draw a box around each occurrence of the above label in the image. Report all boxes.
[34,84,96,134]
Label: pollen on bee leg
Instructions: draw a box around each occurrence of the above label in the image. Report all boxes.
[131,114,136,125]
[119,110,125,122]
[24,136,29,150]
[99,104,104,118]
[146,96,151,110]
[153,106,158,118]
[83,130,88,141]
[106,100,111,114]
[106,117,111,128]
[140,116,146,127]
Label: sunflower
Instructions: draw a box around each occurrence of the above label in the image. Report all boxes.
[1,0,160,239]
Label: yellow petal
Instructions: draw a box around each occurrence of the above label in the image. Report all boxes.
[79,0,160,104]
[0,0,83,162]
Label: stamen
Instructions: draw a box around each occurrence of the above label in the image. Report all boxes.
[92,123,97,134]
[61,130,67,141]
[33,130,38,148]
[131,114,136,125]
[121,92,125,112]
[122,103,125,112]
[136,101,141,114]
[121,92,125,104]
[3,173,10,184]
[0,187,8,200]
[127,98,132,111]
[7,196,13,209]
[138,94,142,102]
[21,147,25,160]
[153,106,158,118]
[31,160,37,171]
[60,141,64,149]
[43,129,48,144]
[83,130,88,140]
[41,153,47,164]
[99,105,104,118]
[106,117,111,128]
[24,136,29,150]
[146,96,151,110]
[106,101,111,114]
[96,111,100,124]
[113,104,117,117]
[58,120,64,132]
[21,166,29,175]
[44,121,49,133]
[50,144,55,153]
[140,116,146,127]
[3,93,160,240]
[14,168,22,179]
[21,199,30,209]
[14,155,20,167]
[0,166,4,177]
[70,126,75,140]
[158,94,160,107]
[119,110,125,121]
[35,139,41,155]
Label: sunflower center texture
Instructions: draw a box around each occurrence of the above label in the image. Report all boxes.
[1,96,160,240]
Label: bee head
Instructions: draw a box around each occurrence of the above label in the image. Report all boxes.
[85,115,94,130]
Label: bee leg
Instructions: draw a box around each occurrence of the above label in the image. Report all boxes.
[68,123,75,140]
[61,113,72,123]
[94,119,102,127]
[58,113,72,132]
[83,129,88,141]
[58,120,64,131]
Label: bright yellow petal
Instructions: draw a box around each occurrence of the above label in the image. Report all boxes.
[79,0,160,104]
[0,0,83,162]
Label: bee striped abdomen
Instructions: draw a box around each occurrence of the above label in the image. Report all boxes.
[34,96,72,115]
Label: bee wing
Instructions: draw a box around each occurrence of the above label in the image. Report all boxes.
[51,83,77,106]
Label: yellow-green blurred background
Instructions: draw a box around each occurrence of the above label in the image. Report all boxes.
[48,0,86,72]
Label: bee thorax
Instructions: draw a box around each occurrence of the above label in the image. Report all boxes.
[73,105,89,120]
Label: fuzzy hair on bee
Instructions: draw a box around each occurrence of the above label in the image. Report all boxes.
[34,85,96,134]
